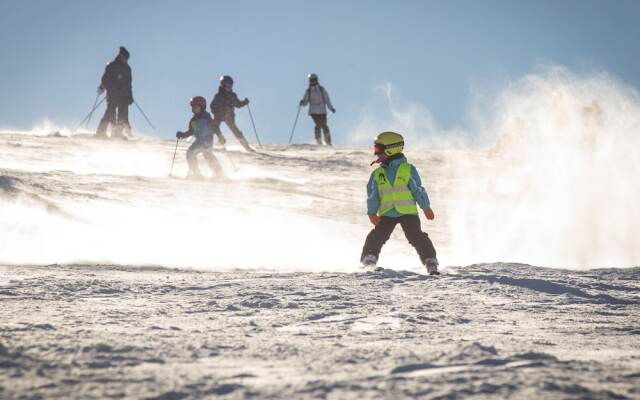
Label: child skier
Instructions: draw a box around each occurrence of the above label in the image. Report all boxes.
[175,96,225,180]
[360,131,439,275]
[210,75,255,152]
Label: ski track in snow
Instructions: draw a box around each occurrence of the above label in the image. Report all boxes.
[0,133,639,399]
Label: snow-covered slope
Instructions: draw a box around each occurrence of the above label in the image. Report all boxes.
[1,263,639,399]
[1,132,639,399]
[0,132,458,271]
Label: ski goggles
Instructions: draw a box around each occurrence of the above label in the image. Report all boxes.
[373,141,403,155]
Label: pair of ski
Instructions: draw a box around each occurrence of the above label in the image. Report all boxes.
[169,144,241,180]
[360,263,441,276]
[173,174,230,182]
[93,132,138,142]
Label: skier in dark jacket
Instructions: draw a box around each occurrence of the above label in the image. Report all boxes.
[210,75,254,152]
[96,46,133,140]
[176,96,224,179]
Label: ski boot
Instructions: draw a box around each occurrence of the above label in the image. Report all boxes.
[215,174,231,182]
[361,254,382,272]
[424,258,440,276]
[186,170,205,180]
[95,129,108,140]
[239,138,256,153]
[323,131,332,147]
[111,127,129,141]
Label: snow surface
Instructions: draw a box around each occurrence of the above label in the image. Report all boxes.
[1,132,639,399]
[1,263,639,399]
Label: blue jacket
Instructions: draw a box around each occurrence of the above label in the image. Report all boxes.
[185,111,215,146]
[366,155,431,217]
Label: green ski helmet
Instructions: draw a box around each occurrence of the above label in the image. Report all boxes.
[374,131,404,157]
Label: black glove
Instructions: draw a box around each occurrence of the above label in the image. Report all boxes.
[176,131,185,139]
[299,100,305,107]
[128,96,134,106]
[244,98,250,105]
[330,107,336,113]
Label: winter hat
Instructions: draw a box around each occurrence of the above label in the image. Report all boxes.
[119,46,130,59]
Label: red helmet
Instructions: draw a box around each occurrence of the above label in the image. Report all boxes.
[190,96,207,108]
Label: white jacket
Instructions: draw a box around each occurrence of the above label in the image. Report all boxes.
[301,85,334,115]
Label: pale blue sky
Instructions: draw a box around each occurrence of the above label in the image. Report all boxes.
[0,0,639,143]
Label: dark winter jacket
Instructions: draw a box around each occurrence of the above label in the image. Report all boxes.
[184,111,216,146]
[100,58,133,103]
[210,87,248,120]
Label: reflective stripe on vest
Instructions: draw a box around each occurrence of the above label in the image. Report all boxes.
[375,162,418,215]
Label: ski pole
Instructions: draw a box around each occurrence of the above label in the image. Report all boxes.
[223,148,238,172]
[169,139,179,177]
[75,95,106,132]
[133,100,156,131]
[288,105,302,145]
[246,104,262,148]
[85,93,101,127]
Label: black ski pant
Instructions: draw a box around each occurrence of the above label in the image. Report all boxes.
[311,114,331,145]
[212,115,253,151]
[96,100,130,137]
[361,215,436,264]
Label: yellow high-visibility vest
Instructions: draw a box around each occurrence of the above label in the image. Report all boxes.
[374,162,418,216]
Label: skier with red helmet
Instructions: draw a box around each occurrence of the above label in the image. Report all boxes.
[175,96,224,179]
[210,75,255,152]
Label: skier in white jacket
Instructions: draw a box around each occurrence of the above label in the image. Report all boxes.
[299,73,335,146]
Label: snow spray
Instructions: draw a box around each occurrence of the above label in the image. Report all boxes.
[449,66,640,268]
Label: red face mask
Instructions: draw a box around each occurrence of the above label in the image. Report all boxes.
[371,143,387,165]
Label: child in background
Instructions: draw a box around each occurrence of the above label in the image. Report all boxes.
[176,96,225,180]
[210,75,254,152]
